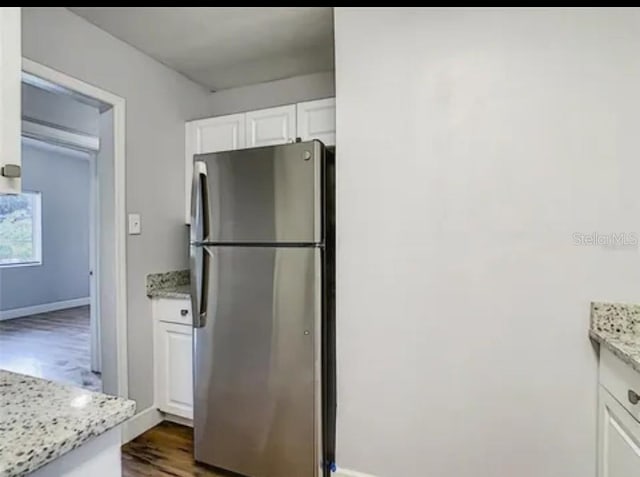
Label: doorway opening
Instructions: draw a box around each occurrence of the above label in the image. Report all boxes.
[0,136,98,391]
[0,59,128,397]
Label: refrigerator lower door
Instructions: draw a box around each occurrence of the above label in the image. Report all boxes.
[194,246,322,477]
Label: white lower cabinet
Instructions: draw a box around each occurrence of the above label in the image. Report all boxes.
[30,428,121,477]
[153,298,194,420]
[598,386,640,476]
[598,349,640,476]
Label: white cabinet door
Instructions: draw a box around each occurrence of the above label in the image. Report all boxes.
[156,321,193,420]
[187,113,246,154]
[598,385,640,477]
[0,8,21,194]
[296,98,336,146]
[185,114,245,223]
[245,104,296,148]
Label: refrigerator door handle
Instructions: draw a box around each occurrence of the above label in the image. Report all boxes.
[191,160,211,243]
[190,160,211,328]
[199,247,211,328]
[191,246,210,329]
[189,245,203,328]
[190,245,199,328]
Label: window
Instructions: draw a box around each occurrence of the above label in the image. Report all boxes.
[0,192,42,267]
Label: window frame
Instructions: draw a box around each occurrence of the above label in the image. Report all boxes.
[0,190,43,268]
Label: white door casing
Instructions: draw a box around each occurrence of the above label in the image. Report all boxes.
[89,153,101,374]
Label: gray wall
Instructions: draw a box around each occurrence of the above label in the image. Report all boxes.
[201,71,335,117]
[22,7,216,411]
[22,83,100,135]
[0,140,90,311]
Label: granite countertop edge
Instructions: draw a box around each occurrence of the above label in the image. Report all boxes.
[0,371,136,477]
[146,270,190,299]
[589,301,640,375]
[146,285,191,299]
[589,328,640,374]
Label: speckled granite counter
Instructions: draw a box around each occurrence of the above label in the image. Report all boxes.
[148,284,190,299]
[146,270,190,299]
[590,302,640,374]
[0,370,135,477]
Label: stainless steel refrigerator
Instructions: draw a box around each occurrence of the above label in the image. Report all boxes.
[189,140,336,477]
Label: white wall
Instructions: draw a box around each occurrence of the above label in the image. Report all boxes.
[0,140,90,311]
[202,71,335,117]
[334,8,640,477]
[21,7,214,410]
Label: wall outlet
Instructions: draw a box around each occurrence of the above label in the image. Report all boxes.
[128,213,141,235]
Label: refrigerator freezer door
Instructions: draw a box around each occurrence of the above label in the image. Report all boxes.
[194,245,322,477]
[195,141,323,244]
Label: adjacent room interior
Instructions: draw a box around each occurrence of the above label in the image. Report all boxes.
[0,79,103,392]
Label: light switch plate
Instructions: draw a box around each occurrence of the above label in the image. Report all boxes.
[128,213,141,235]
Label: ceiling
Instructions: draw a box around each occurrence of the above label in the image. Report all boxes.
[68,7,335,91]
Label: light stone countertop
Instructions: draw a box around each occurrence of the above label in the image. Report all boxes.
[147,284,191,299]
[590,302,640,374]
[146,270,190,299]
[0,370,135,477]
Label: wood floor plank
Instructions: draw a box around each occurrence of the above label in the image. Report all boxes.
[122,422,230,477]
[0,306,101,391]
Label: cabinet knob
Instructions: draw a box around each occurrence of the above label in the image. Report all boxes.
[629,389,640,405]
[180,309,189,316]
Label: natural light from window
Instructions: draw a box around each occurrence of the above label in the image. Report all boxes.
[0,192,42,267]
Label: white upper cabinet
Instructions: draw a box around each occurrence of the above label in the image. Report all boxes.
[187,113,246,154]
[296,98,336,146]
[0,7,21,195]
[245,104,296,147]
[185,113,245,222]
[185,99,334,222]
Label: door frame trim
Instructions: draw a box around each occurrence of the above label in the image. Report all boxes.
[89,152,101,373]
[21,57,129,398]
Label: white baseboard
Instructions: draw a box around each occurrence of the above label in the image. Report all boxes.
[163,412,193,428]
[121,406,164,444]
[334,469,377,477]
[0,297,91,321]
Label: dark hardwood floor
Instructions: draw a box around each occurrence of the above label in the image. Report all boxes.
[122,422,228,476]
[0,305,101,391]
